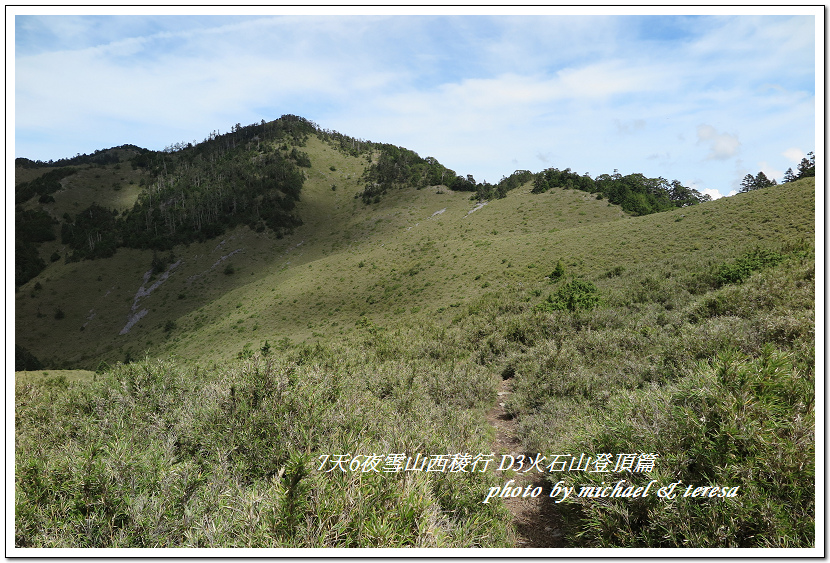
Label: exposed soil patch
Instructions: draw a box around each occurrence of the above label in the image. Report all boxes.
[487,377,564,548]
[120,260,181,334]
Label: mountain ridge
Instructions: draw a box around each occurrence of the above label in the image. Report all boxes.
[14,116,813,370]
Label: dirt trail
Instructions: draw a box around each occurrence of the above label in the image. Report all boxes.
[487,377,564,548]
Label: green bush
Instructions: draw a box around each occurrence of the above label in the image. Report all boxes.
[537,279,600,313]
[15,353,513,548]
[713,248,785,287]
[603,265,625,278]
[549,259,566,282]
[555,346,814,547]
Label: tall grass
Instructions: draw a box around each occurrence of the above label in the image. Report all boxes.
[15,346,512,548]
[463,245,815,547]
[554,346,814,547]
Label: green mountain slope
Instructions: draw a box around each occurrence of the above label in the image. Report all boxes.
[13,118,815,549]
[15,137,814,369]
[15,129,629,367]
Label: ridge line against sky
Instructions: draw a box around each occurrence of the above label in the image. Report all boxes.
[10,6,821,199]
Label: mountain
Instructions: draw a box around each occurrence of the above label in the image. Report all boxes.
[13,116,815,549]
[14,117,810,369]
[13,115,626,367]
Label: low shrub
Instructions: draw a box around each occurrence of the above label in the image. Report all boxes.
[554,346,814,547]
[713,248,785,287]
[549,259,566,282]
[537,280,601,313]
[15,352,513,548]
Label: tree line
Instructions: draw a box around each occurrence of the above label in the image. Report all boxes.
[15,145,146,169]
[351,142,712,216]
[15,168,78,204]
[350,137,816,216]
[532,167,711,215]
[15,116,319,284]
[353,142,712,216]
[18,116,316,275]
[741,152,815,193]
[15,112,816,283]
[15,207,57,287]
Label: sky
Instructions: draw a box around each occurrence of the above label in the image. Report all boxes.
[10,7,820,199]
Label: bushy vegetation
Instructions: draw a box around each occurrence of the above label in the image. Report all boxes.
[536,279,601,313]
[712,247,786,287]
[553,346,813,547]
[481,245,815,547]
[15,208,57,286]
[15,346,512,548]
[16,235,814,547]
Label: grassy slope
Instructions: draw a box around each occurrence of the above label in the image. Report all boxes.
[16,169,815,369]
[16,136,815,370]
[14,369,95,387]
[15,135,629,368]
[14,138,816,548]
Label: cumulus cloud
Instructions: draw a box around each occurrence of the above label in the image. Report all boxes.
[697,124,741,160]
[783,147,805,162]
[702,188,725,200]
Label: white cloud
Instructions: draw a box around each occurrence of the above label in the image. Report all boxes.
[696,124,741,160]
[702,188,725,200]
[783,147,805,162]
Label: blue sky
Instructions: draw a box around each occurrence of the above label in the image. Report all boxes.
[11,8,820,199]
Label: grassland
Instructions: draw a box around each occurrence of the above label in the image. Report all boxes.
[15,134,632,367]
[14,137,813,369]
[13,131,816,549]
[14,370,96,387]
